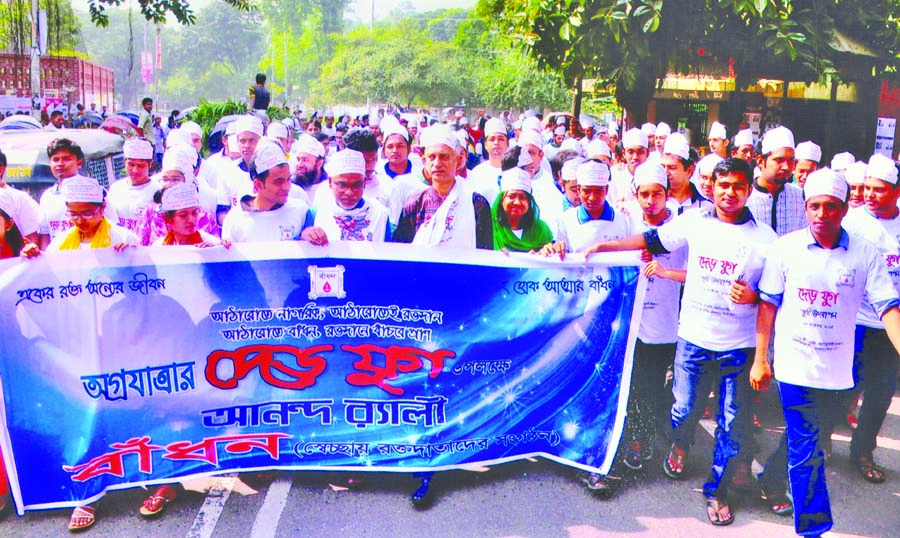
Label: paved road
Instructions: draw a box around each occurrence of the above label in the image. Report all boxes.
[3,393,898,537]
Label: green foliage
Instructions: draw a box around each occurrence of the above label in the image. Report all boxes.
[86,0,254,27]
[0,0,81,53]
[188,98,247,151]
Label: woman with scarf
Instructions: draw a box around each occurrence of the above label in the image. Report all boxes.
[492,167,553,252]
[152,182,222,247]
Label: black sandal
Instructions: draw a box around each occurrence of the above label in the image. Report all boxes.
[856,455,886,484]
[705,496,734,526]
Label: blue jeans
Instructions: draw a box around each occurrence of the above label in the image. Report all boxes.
[851,326,900,459]
[779,382,848,536]
[670,338,751,498]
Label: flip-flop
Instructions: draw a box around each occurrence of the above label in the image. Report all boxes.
[856,455,886,484]
[759,484,793,516]
[663,444,686,479]
[140,485,177,517]
[706,496,734,526]
[68,505,96,532]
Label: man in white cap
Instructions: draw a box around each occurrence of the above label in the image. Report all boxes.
[794,141,822,188]
[844,161,867,208]
[180,121,204,154]
[302,149,389,245]
[661,133,709,215]
[540,159,629,257]
[544,125,567,161]
[321,109,337,138]
[107,138,159,234]
[731,129,755,164]
[751,167,900,537]
[641,122,657,149]
[608,127,649,207]
[708,121,728,159]
[580,118,596,143]
[392,125,493,249]
[221,141,311,243]
[583,157,776,527]
[266,121,292,155]
[746,126,805,236]
[830,151,855,172]
[216,115,264,225]
[377,123,420,192]
[696,153,724,200]
[0,148,40,244]
[291,134,328,202]
[468,117,509,203]
[839,152,900,487]
[653,122,671,157]
[38,138,118,250]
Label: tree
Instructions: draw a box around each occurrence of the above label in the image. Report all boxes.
[0,0,81,54]
[484,0,900,123]
[86,0,254,26]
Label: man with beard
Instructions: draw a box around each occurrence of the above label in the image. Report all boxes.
[341,127,384,208]
[608,128,650,207]
[290,134,328,204]
[746,126,805,236]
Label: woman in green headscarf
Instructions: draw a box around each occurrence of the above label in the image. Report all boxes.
[492,167,554,252]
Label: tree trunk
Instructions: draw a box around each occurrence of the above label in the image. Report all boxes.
[572,73,583,119]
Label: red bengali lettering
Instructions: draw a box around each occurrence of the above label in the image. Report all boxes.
[343,343,455,395]
[205,344,332,390]
[62,436,163,482]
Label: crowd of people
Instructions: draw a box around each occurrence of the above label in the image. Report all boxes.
[0,102,896,538]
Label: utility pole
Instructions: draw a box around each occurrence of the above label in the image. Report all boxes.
[29,0,41,120]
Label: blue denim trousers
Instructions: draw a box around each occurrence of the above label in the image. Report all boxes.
[670,338,751,498]
[779,381,848,536]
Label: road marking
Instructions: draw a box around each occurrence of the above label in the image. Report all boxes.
[186,474,237,538]
[250,475,293,538]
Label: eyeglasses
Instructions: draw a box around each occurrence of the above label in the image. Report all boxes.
[66,208,100,219]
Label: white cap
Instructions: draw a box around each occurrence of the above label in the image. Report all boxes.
[633,162,668,189]
[500,167,532,193]
[0,189,14,218]
[522,116,542,133]
[622,128,648,149]
[697,154,724,176]
[266,121,288,140]
[252,141,288,176]
[761,126,795,155]
[484,118,508,138]
[559,137,582,156]
[233,115,264,137]
[518,130,544,151]
[166,129,191,149]
[181,121,203,138]
[555,116,567,125]
[795,141,822,163]
[291,134,325,159]
[62,176,104,204]
[382,123,410,144]
[641,122,656,136]
[844,161,867,185]
[607,123,618,136]
[453,129,470,151]
[561,158,585,182]
[553,126,566,136]
[324,149,366,178]
[516,147,533,169]
[580,118,593,130]
[662,133,690,160]
[123,138,154,160]
[830,151,856,171]
[225,121,238,136]
[655,122,671,137]
[512,120,523,130]
[161,182,199,211]
[734,129,754,148]
[586,139,611,160]
[576,160,610,187]
[162,145,198,179]
[708,121,727,140]
[804,167,849,202]
[419,124,461,153]
[866,153,899,185]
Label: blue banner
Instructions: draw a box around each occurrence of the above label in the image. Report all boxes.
[0,243,643,513]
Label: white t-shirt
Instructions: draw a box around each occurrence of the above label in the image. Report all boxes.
[843,208,900,329]
[531,170,565,239]
[628,205,687,344]
[107,178,160,234]
[655,207,776,351]
[221,198,309,243]
[313,197,388,243]
[47,220,138,250]
[467,161,502,204]
[0,184,41,236]
[38,176,119,239]
[608,166,635,208]
[216,160,253,208]
[557,203,631,253]
[760,228,897,389]
[388,171,429,227]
